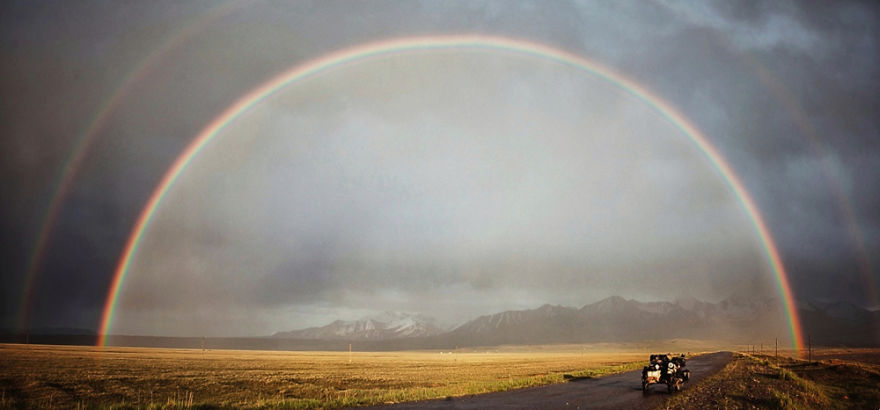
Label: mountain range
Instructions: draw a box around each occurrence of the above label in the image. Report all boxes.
[272,311,446,340]
[6,296,875,350]
[274,296,880,347]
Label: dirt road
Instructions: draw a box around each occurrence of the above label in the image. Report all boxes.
[364,351,732,410]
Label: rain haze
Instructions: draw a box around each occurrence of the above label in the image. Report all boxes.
[1,1,878,340]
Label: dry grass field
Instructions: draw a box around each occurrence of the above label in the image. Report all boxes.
[0,342,685,409]
[4,341,868,409]
[662,349,880,409]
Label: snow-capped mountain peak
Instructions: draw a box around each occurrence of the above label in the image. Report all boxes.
[273,312,445,340]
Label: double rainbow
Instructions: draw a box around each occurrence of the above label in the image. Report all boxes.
[98,35,805,351]
[16,0,243,332]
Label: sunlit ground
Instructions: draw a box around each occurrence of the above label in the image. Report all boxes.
[663,351,880,409]
[0,341,754,408]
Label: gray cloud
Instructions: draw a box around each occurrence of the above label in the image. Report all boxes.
[111,52,771,335]
[2,0,877,335]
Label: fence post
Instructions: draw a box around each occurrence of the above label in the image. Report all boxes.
[808,335,812,362]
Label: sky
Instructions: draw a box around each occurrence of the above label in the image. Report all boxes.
[1,0,878,337]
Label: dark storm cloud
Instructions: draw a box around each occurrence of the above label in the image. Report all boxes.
[0,0,199,328]
[660,2,880,237]
[655,0,880,277]
[2,0,878,335]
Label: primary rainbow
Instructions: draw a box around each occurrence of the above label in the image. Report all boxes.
[98,35,805,352]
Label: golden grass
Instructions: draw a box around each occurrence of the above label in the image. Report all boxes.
[0,343,677,409]
[662,349,880,409]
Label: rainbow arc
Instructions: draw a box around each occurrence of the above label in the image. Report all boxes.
[98,35,805,352]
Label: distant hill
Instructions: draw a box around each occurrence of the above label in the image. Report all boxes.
[444,295,786,346]
[272,296,879,348]
[273,311,446,340]
[797,300,880,346]
[14,296,875,351]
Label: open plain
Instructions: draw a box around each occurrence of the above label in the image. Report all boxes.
[2,343,877,409]
[0,342,664,408]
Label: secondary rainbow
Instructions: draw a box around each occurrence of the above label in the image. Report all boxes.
[17,0,242,333]
[741,51,877,310]
[99,35,806,351]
